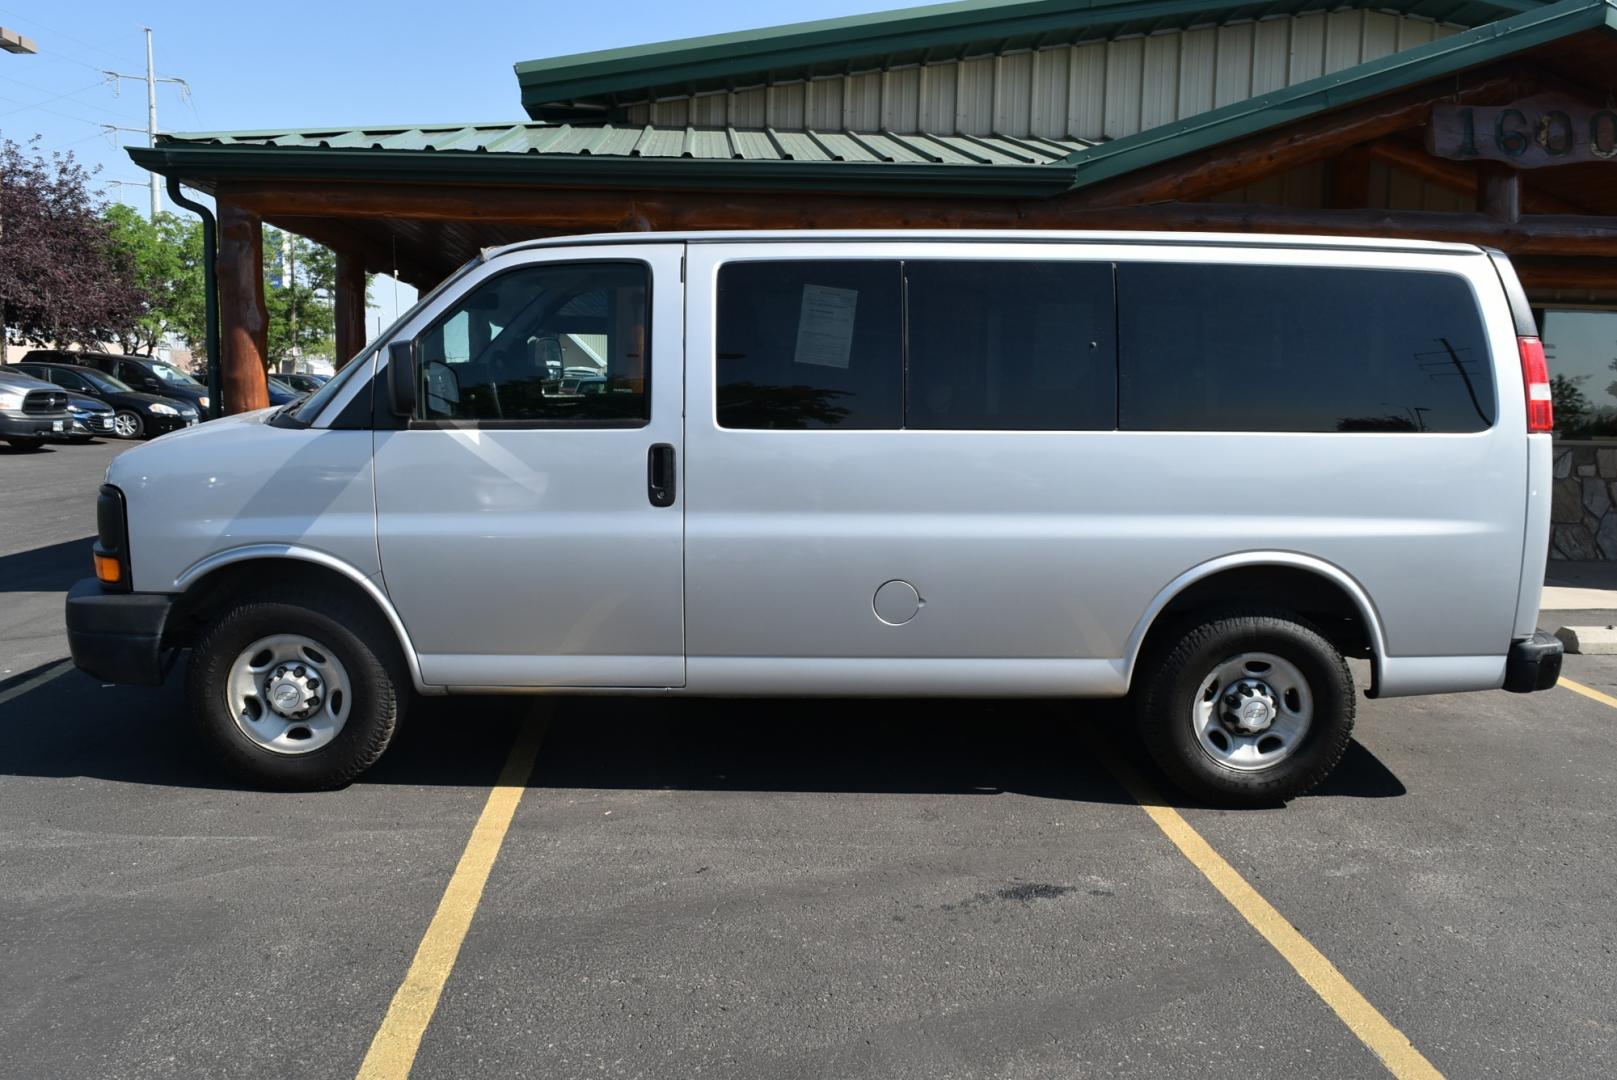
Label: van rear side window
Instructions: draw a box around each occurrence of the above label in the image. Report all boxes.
[905,260,1116,431]
[1118,264,1495,433]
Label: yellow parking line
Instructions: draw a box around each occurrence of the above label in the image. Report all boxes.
[1560,676,1617,710]
[355,713,549,1080]
[1105,754,1444,1080]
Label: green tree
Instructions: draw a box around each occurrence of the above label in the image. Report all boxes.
[262,227,339,368]
[102,204,190,355]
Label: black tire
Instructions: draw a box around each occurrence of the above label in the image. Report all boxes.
[186,589,406,790]
[4,437,44,451]
[1133,607,1354,806]
[113,409,145,439]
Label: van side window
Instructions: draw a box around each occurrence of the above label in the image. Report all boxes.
[1118,264,1495,433]
[716,261,902,429]
[415,262,649,426]
[906,260,1116,430]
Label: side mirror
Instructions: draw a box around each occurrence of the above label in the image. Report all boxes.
[387,340,418,418]
[142,378,161,392]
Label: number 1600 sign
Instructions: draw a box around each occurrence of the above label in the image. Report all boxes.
[1429,97,1617,168]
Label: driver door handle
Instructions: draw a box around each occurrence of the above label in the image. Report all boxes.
[647,444,676,507]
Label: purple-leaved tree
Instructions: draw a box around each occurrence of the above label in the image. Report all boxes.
[0,137,147,352]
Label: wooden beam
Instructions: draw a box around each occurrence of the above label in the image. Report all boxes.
[216,202,270,415]
[211,178,1617,257]
[334,249,367,368]
[1512,257,1617,292]
[1362,138,1586,215]
[1075,70,1530,208]
[266,215,445,290]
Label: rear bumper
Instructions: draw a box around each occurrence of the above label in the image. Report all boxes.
[65,579,176,686]
[1504,631,1563,694]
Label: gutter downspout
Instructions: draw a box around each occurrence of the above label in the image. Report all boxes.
[164,177,221,420]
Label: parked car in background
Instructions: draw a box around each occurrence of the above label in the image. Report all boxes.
[267,376,305,406]
[279,372,330,394]
[0,368,73,450]
[61,392,117,441]
[11,362,200,439]
[26,350,212,416]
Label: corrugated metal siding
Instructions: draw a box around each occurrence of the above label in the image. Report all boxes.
[621,11,1463,141]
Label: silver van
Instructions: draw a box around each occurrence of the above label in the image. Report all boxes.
[65,231,1562,804]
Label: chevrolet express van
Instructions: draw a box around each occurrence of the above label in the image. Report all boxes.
[65,231,1562,805]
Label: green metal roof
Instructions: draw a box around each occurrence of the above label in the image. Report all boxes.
[133,0,1612,201]
[137,122,1091,198]
[1063,0,1617,188]
[514,0,1548,120]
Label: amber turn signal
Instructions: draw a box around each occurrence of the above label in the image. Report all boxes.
[94,552,123,585]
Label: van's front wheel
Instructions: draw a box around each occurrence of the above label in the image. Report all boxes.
[187,591,404,790]
[1134,609,1354,806]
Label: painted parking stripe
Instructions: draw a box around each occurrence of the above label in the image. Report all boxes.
[0,659,75,707]
[1559,676,1617,709]
[355,710,549,1080]
[1104,753,1444,1080]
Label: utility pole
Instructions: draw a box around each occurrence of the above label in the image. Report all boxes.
[105,28,189,222]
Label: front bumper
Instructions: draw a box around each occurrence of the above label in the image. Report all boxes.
[146,412,199,435]
[65,579,176,686]
[62,414,115,439]
[1503,631,1563,693]
[0,410,71,439]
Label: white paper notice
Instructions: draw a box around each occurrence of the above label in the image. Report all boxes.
[793,285,858,369]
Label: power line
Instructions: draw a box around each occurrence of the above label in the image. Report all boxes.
[0,89,118,127]
[0,74,143,121]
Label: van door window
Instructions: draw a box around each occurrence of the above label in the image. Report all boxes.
[905,260,1116,430]
[1117,264,1495,433]
[414,261,649,426]
[716,260,902,429]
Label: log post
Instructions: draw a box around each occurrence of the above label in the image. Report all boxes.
[1480,165,1522,224]
[217,202,270,414]
[334,248,367,368]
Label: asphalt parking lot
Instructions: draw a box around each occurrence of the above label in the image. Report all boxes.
[1,438,1613,1079]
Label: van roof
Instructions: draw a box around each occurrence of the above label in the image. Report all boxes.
[483,230,1488,261]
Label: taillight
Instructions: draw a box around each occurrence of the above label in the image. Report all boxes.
[1520,336,1553,433]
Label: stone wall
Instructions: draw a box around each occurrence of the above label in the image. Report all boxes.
[1551,443,1617,560]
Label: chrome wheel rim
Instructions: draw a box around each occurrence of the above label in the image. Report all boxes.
[1191,651,1312,772]
[113,412,139,437]
[225,634,352,755]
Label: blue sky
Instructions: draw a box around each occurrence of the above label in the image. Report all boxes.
[0,1,917,208]
[0,0,918,325]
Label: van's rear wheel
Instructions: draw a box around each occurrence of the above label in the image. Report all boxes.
[1134,609,1354,806]
[187,590,404,790]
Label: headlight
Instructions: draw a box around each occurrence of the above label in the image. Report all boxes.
[148,402,178,416]
[198,395,209,409]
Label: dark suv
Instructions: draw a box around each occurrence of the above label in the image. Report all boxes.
[25,350,212,415]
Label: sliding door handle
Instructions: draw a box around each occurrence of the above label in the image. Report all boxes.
[647,443,676,507]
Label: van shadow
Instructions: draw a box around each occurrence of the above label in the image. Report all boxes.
[0,664,1407,804]
[0,536,93,593]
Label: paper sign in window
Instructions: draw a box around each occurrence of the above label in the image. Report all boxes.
[793,285,859,369]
